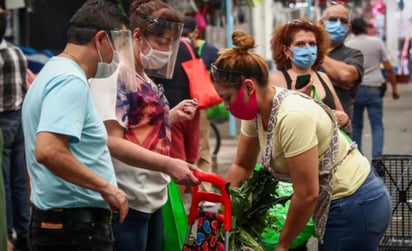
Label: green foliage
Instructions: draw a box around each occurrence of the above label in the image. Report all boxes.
[221,168,291,250]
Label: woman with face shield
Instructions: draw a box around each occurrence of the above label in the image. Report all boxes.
[91,1,200,250]
[212,29,391,251]
[269,19,350,134]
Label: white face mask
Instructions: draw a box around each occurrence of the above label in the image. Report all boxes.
[140,39,171,70]
[95,37,120,78]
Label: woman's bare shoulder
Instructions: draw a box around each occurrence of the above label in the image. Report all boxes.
[269,71,287,88]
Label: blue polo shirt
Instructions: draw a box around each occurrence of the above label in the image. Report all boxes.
[22,56,117,210]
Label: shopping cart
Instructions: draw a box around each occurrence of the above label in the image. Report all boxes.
[183,171,232,251]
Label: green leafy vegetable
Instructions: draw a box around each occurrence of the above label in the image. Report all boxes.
[220,167,291,250]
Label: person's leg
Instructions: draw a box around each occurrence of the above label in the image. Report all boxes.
[146,208,163,251]
[196,110,212,191]
[367,92,384,159]
[1,112,17,240]
[319,170,391,251]
[0,131,8,251]
[11,120,30,250]
[351,88,367,153]
[112,209,150,251]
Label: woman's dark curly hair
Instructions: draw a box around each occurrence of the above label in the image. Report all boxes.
[270,19,329,71]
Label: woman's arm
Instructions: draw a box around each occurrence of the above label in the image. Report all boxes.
[276,146,319,250]
[320,72,350,128]
[321,55,361,90]
[226,132,260,187]
[104,120,200,186]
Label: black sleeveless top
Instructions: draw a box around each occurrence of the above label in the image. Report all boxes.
[281,70,336,110]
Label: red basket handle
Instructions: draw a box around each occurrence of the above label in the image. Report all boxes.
[187,171,232,231]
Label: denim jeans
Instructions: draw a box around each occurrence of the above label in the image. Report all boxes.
[0,110,30,240]
[319,169,392,251]
[30,219,114,251]
[352,86,384,158]
[112,208,163,251]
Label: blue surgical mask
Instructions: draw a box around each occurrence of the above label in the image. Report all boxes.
[290,46,317,69]
[325,21,348,44]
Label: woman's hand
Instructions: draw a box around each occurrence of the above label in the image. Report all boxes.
[334,110,350,129]
[169,99,198,124]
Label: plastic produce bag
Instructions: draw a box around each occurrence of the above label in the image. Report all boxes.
[261,182,315,250]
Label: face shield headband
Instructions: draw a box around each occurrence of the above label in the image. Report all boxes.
[211,64,243,85]
[138,15,183,79]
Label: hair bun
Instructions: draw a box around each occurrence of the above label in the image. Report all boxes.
[232,29,255,53]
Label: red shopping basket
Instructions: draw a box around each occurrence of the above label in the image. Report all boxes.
[183,171,232,251]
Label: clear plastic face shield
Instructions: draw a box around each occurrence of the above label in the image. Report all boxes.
[89,29,136,92]
[89,30,136,126]
[109,29,136,93]
[139,15,183,79]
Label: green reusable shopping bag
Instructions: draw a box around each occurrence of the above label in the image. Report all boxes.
[253,164,315,250]
[207,103,229,122]
[261,182,315,250]
[162,181,188,251]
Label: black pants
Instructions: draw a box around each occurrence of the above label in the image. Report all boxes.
[29,207,114,251]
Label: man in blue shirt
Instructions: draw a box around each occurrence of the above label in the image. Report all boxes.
[21,1,128,250]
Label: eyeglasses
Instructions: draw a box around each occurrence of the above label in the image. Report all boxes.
[329,0,352,9]
[284,19,316,33]
[138,15,182,31]
[327,16,349,25]
[284,19,316,44]
[287,19,315,25]
[211,64,243,84]
[139,15,160,24]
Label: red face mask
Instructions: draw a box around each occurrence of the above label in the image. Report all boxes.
[229,85,258,120]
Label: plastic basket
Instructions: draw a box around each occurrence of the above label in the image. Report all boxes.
[379,236,412,250]
[373,155,412,250]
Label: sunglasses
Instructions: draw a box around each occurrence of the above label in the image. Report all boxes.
[329,0,352,9]
[284,19,316,33]
[327,16,349,25]
[211,64,243,84]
